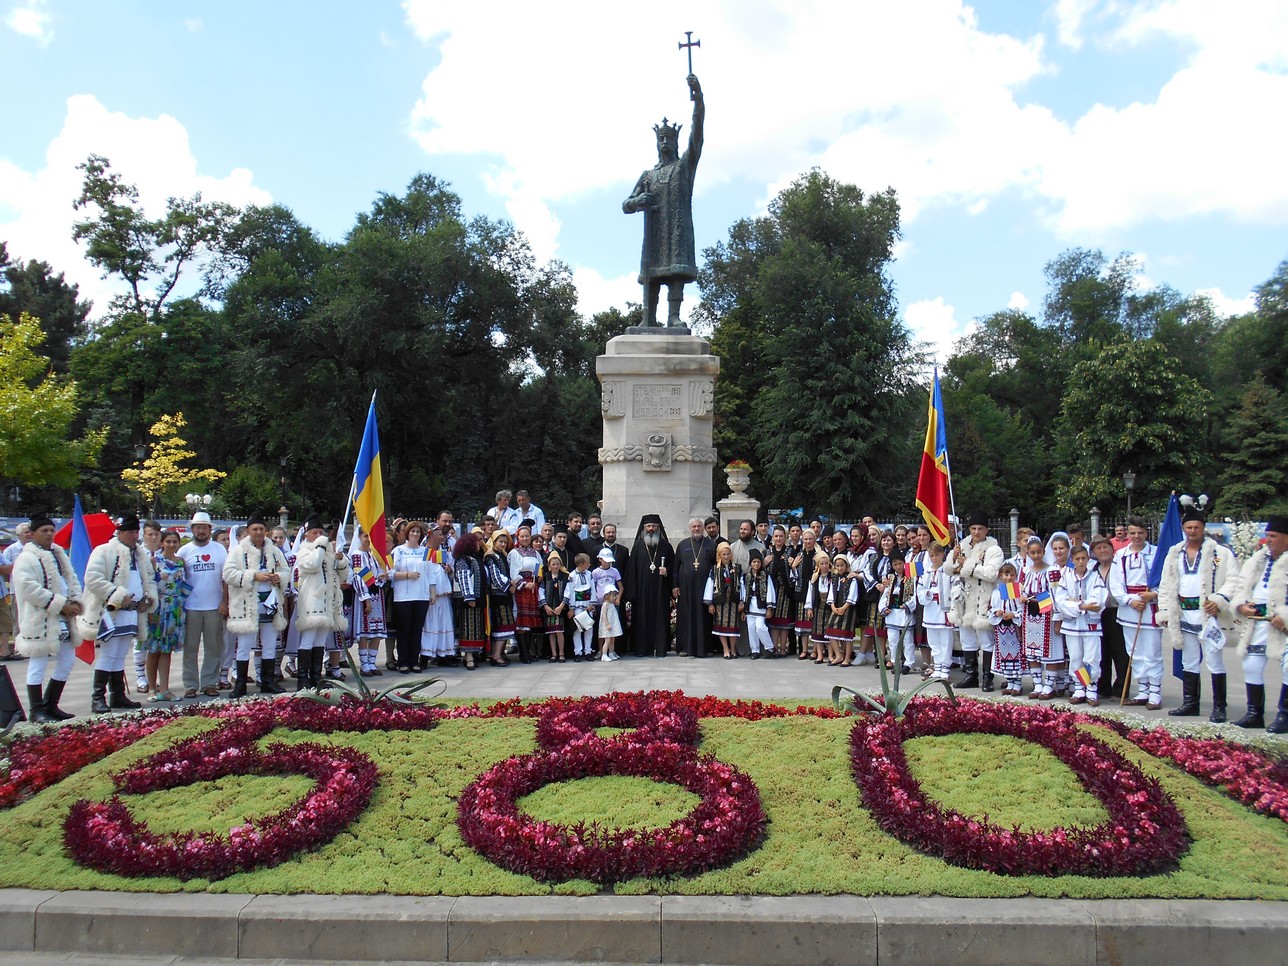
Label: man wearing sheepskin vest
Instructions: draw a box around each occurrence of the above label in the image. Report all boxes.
[1229,516,1288,732]
[1156,508,1240,722]
[223,512,292,697]
[12,515,83,723]
[946,511,1005,691]
[76,515,158,714]
[293,516,350,691]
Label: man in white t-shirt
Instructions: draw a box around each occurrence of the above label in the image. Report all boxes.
[512,490,544,535]
[178,511,229,698]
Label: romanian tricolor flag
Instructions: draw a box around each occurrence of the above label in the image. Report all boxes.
[1074,666,1094,687]
[911,558,924,580]
[1034,590,1054,614]
[999,581,1021,601]
[915,368,954,546]
[355,564,377,588]
[351,393,390,568]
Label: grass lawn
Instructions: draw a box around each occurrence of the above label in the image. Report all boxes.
[2,698,1286,898]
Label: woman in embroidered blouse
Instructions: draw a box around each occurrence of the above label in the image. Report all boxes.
[390,521,432,674]
[146,529,189,701]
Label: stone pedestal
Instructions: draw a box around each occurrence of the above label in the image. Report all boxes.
[716,465,761,541]
[597,332,719,548]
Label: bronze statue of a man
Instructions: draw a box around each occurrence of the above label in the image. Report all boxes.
[623,73,704,327]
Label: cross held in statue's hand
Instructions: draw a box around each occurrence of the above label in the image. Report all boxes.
[678,31,700,75]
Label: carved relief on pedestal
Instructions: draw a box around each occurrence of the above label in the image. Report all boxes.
[601,380,625,419]
[598,439,718,470]
[689,379,714,418]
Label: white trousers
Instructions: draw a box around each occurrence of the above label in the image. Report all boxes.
[94,636,132,672]
[27,642,76,685]
[236,623,278,661]
[1179,628,1226,675]
[1124,625,1163,696]
[926,627,953,676]
[958,624,992,653]
[1064,632,1101,695]
[297,627,331,651]
[747,613,772,653]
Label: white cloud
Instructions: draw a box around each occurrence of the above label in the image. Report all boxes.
[1195,286,1256,318]
[571,266,638,319]
[184,18,203,33]
[6,0,52,45]
[1053,0,1100,50]
[0,95,270,318]
[904,296,973,363]
[1007,291,1030,310]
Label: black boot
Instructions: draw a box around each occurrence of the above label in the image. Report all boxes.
[230,659,249,698]
[980,650,995,692]
[27,684,54,724]
[958,652,979,689]
[296,650,313,691]
[1208,674,1227,724]
[108,670,141,710]
[91,669,111,714]
[1168,671,1202,717]
[310,648,327,691]
[518,633,533,664]
[1267,686,1288,735]
[43,679,75,721]
[259,657,284,694]
[1233,684,1265,729]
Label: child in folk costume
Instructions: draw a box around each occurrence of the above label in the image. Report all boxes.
[1019,536,1064,699]
[1045,532,1075,696]
[483,530,516,667]
[791,533,819,660]
[765,528,795,656]
[539,551,569,663]
[593,548,623,661]
[917,543,959,681]
[450,532,485,671]
[347,528,389,677]
[508,525,545,664]
[565,553,596,661]
[742,549,777,659]
[879,555,918,674]
[1055,545,1108,706]
[420,525,455,666]
[825,554,862,667]
[990,562,1027,695]
[805,551,833,663]
[704,542,743,659]
[1109,517,1162,709]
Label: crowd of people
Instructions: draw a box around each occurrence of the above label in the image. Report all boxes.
[3,487,1286,735]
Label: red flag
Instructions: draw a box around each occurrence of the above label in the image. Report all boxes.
[915,369,954,545]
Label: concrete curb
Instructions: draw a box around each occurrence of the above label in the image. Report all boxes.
[2,890,1287,964]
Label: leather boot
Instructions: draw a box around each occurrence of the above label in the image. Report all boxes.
[43,678,75,721]
[27,684,54,724]
[1208,674,1227,724]
[980,650,995,692]
[958,651,979,689]
[1233,683,1265,729]
[108,670,141,710]
[518,632,532,664]
[1168,671,1201,717]
[1267,686,1288,735]
[310,648,327,690]
[230,660,249,698]
[91,669,111,714]
[259,657,284,694]
[296,650,313,691]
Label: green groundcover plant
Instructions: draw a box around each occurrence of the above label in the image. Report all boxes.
[1,691,1286,898]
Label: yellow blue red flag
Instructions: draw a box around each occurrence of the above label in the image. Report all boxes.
[915,369,954,546]
[352,393,390,568]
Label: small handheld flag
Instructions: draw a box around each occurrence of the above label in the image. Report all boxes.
[70,496,97,665]
[911,559,925,580]
[1035,590,1054,613]
[1074,666,1094,688]
[1000,581,1020,600]
[355,564,377,588]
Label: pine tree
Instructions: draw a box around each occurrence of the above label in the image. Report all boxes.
[1219,373,1288,516]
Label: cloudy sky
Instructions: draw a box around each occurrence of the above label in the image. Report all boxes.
[2,0,1285,359]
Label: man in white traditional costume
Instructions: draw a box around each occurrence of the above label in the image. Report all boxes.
[11,515,82,722]
[76,515,158,714]
[223,512,292,697]
[1156,506,1239,722]
[1229,515,1288,732]
[293,516,351,691]
[1110,516,1162,709]
[947,511,1005,691]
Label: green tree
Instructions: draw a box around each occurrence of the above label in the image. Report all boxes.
[0,246,92,373]
[698,170,920,516]
[1218,373,1288,517]
[1053,337,1211,514]
[0,313,105,488]
[121,412,225,513]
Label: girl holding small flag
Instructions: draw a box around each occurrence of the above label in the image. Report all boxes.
[1020,536,1063,699]
[1055,544,1108,706]
[539,551,569,662]
[420,524,455,666]
[878,554,917,672]
[990,561,1026,694]
[917,542,958,681]
[347,528,389,677]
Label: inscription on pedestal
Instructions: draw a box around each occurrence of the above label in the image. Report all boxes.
[633,384,684,419]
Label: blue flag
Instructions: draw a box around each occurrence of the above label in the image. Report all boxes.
[1148,494,1183,680]
[70,494,92,584]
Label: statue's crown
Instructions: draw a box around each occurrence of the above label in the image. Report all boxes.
[654,118,682,141]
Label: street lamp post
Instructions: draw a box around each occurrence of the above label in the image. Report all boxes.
[185,493,212,521]
[1123,470,1136,518]
[1009,508,1020,557]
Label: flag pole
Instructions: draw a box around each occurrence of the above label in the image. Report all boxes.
[937,365,960,547]
[336,389,377,551]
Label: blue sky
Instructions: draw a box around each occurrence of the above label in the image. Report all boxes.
[3,1,1285,360]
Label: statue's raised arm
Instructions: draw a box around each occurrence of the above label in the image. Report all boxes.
[622,73,704,328]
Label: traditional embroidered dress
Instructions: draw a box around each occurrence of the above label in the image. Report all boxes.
[484,552,515,642]
[825,574,860,641]
[879,572,917,667]
[989,589,1026,687]
[765,546,794,630]
[508,546,544,631]
[863,554,894,638]
[1020,565,1063,663]
[347,550,388,640]
[792,554,814,636]
[420,547,455,659]
[1055,567,1108,699]
[453,555,487,655]
[704,564,743,638]
[806,574,831,645]
[539,571,569,635]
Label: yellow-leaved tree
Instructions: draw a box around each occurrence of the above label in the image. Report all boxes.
[121,412,225,511]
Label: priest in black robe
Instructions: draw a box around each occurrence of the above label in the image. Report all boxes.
[625,514,674,657]
[674,517,717,657]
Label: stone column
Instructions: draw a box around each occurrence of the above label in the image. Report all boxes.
[597,333,719,548]
[715,464,761,542]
